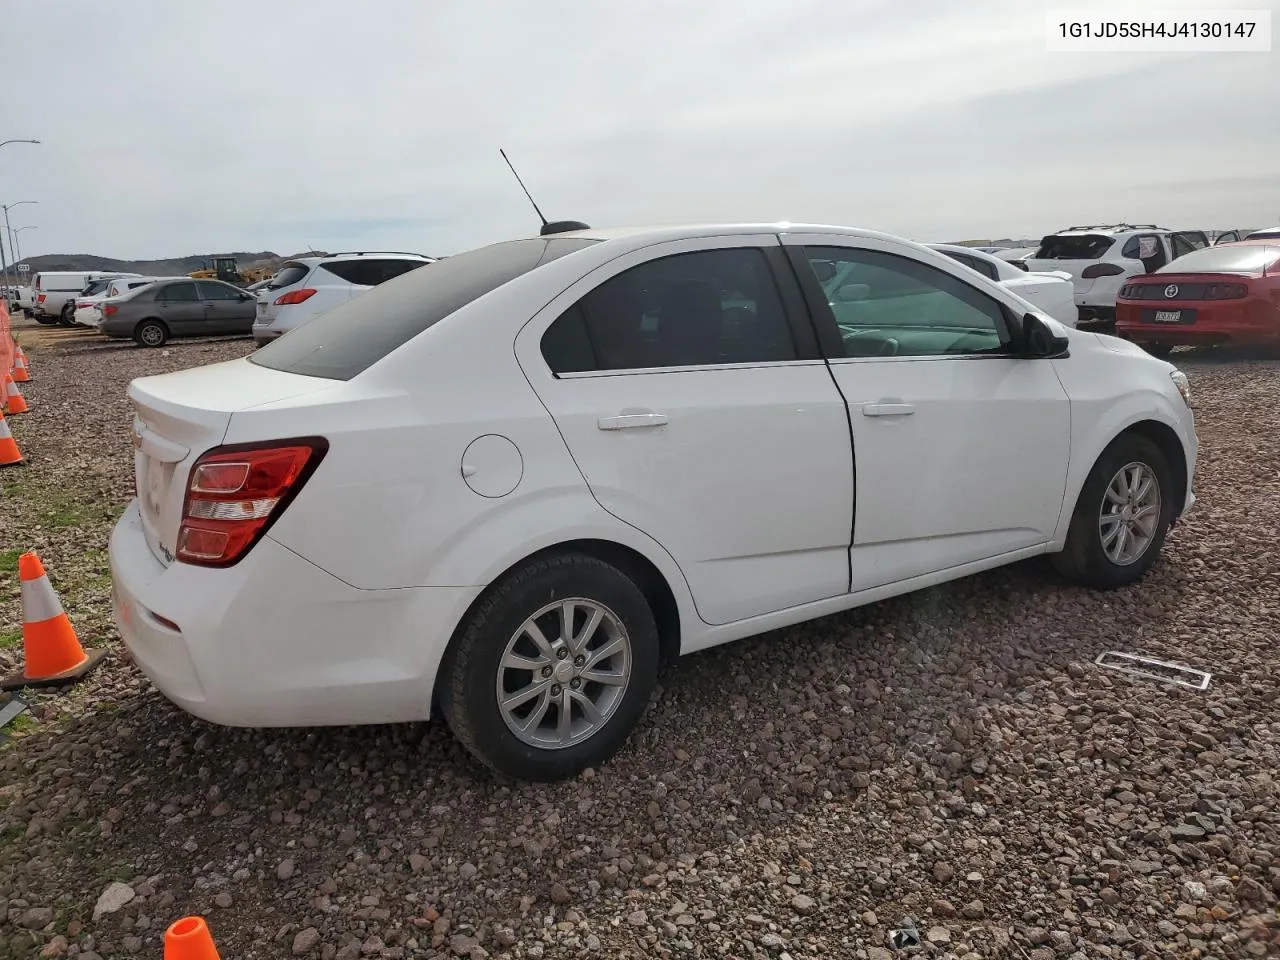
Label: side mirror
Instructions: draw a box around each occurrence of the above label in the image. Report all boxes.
[1021,312,1069,358]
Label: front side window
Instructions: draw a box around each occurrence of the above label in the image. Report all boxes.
[195,281,244,301]
[157,282,199,302]
[540,248,797,374]
[800,246,1009,358]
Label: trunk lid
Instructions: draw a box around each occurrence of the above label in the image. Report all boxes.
[129,358,333,566]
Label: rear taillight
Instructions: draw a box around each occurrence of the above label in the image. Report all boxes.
[1081,263,1126,279]
[103,304,119,317]
[274,288,316,306]
[176,438,327,567]
[37,293,46,303]
[1204,282,1248,300]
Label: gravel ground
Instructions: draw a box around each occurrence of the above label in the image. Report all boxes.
[1,318,1278,960]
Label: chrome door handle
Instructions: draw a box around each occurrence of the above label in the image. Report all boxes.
[862,403,915,417]
[597,413,669,431]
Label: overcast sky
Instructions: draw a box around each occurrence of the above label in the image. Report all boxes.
[3,0,1277,260]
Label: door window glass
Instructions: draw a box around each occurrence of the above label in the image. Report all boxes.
[540,248,797,374]
[800,246,1008,358]
[195,281,244,301]
[157,282,199,302]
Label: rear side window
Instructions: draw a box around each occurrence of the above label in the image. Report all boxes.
[541,248,798,374]
[269,263,311,289]
[156,282,199,302]
[251,238,599,381]
[1035,235,1114,260]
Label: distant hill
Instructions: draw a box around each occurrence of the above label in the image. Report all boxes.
[9,250,330,277]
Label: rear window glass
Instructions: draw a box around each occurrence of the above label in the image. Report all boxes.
[1157,244,1280,274]
[82,279,112,296]
[250,237,599,381]
[1034,234,1114,260]
[268,263,311,289]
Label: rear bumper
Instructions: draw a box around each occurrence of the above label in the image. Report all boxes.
[109,501,481,727]
[1116,302,1280,346]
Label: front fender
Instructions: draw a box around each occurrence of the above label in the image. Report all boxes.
[1051,385,1194,547]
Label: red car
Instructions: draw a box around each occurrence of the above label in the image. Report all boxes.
[1115,239,1280,355]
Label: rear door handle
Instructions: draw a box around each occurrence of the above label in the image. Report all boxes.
[597,412,669,431]
[862,402,915,417]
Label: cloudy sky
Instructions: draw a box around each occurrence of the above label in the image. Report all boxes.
[3,0,1277,260]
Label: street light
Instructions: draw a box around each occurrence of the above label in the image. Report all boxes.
[0,139,40,288]
[1,200,38,291]
[13,225,36,262]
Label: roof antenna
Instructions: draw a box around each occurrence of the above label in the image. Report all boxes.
[499,148,590,237]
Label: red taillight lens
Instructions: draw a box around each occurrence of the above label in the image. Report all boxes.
[1081,263,1126,279]
[176,438,327,567]
[1204,282,1248,300]
[274,288,317,306]
[37,293,46,302]
[103,304,119,316]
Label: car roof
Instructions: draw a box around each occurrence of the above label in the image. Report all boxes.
[531,222,927,246]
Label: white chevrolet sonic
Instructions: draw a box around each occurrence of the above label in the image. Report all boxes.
[110,222,1198,781]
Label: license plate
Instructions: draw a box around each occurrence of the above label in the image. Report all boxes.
[1154,310,1182,323]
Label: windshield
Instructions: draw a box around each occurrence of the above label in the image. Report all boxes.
[1158,244,1280,274]
[1034,234,1115,260]
[250,237,599,381]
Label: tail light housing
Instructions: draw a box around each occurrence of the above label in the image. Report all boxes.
[177,438,328,567]
[1204,282,1248,300]
[274,288,317,306]
[37,293,46,303]
[103,304,119,316]
[1081,263,1126,279]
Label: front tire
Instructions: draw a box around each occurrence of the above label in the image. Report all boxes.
[58,303,76,327]
[438,553,659,781]
[1051,434,1175,589]
[134,320,169,348]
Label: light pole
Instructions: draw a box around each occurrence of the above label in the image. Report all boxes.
[0,139,40,290]
[1,201,38,292]
[13,225,36,262]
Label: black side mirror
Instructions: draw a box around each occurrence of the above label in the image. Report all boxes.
[1021,312,1069,358]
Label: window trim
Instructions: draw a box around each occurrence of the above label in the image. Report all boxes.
[534,237,823,379]
[782,241,1024,361]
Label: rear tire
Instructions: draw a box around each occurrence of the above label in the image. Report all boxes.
[58,303,76,327]
[134,320,169,348]
[438,553,659,781]
[1051,434,1175,590]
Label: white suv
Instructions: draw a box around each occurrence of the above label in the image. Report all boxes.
[253,252,435,344]
[1024,224,1209,329]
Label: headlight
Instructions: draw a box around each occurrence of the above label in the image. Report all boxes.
[1170,370,1192,408]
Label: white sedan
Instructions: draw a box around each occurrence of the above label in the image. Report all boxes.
[110,222,1198,781]
[928,243,1078,326]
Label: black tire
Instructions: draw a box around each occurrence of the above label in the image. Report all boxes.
[58,303,76,327]
[33,314,57,325]
[134,320,169,348]
[438,553,659,781]
[1140,342,1175,358]
[1051,433,1176,590]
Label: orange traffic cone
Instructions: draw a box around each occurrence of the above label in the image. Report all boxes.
[12,350,30,383]
[0,553,107,690]
[3,374,28,415]
[164,916,222,960]
[0,409,22,467]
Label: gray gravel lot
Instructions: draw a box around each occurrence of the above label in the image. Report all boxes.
[1,320,1278,959]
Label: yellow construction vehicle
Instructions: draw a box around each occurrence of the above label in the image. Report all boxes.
[189,256,273,286]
